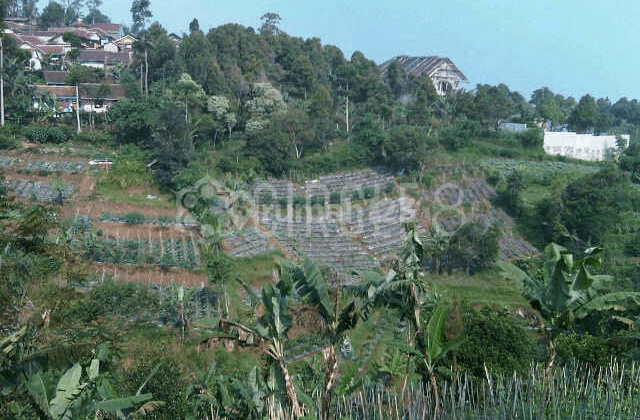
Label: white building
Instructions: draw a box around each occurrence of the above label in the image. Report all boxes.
[543,131,629,161]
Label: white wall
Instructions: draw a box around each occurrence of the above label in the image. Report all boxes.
[543,131,629,161]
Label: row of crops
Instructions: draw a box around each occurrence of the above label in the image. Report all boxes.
[480,158,601,183]
[251,168,396,201]
[342,197,425,261]
[0,156,86,173]
[99,212,187,226]
[5,178,74,202]
[22,160,85,173]
[0,156,17,168]
[259,214,379,274]
[222,228,276,258]
[74,236,201,269]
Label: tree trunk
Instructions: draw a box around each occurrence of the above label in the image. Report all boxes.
[321,345,337,420]
[430,372,439,420]
[278,357,303,419]
[1,38,4,127]
[144,49,148,98]
[545,336,556,379]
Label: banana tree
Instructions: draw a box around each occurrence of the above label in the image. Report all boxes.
[351,224,462,417]
[217,276,304,419]
[393,304,464,419]
[282,257,360,420]
[498,243,640,375]
[185,362,262,419]
[25,346,162,420]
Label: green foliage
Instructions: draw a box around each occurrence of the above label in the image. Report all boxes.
[495,168,524,215]
[131,0,152,33]
[0,125,21,149]
[97,147,150,190]
[556,333,618,367]
[454,307,541,377]
[569,94,601,133]
[445,221,501,274]
[25,125,69,144]
[65,281,161,323]
[519,127,544,149]
[382,125,433,172]
[243,129,293,175]
[73,130,112,144]
[438,118,481,151]
[38,1,66,29]
[123,211,145,225]
[108,98,157,146]
[561,166,635,245]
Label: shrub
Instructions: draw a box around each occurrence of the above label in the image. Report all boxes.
[25,125,69,144]
[556,333,617,367]
[384,182,395,194]
[519,127,544,149]
[259,191,272,205]
[363,187,376,199]
[0,124,20,149]
[292,195,306,207]
[74,130,113,144]
[439,118,481,151]
[454,307,542,378]
[123,211,146,225]
[310,195,325,206]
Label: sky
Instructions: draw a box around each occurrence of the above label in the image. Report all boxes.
[101,0,640,102]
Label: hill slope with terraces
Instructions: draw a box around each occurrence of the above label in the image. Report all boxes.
[0,149,539,284]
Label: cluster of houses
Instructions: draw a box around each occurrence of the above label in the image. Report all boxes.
[3,18,138,71]
[3,17,179,115]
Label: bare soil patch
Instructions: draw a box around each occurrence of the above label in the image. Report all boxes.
[88,263,208,287]
[94,221,193,241]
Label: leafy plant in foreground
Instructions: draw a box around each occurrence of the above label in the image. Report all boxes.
[499,243,640,375]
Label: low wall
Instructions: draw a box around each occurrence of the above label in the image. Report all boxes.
[543,131,629,161]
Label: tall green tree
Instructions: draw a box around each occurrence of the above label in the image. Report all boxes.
[39,1,66,29]
[561,166,632,246]
[130,0,151,33]
[173,72,205,122]
[84,0,101,23]
[568,94,600,133]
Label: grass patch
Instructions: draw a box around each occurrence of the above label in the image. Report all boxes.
[94,182,175,208]
[231,250,285,288]
[429,269,528,307]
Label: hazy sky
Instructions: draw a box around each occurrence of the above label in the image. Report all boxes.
[101,0,640,102]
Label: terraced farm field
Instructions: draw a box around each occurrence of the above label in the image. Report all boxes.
[6,179,75,202]
[0,151,540,284]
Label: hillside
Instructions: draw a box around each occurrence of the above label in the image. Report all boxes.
[4,8,640,420]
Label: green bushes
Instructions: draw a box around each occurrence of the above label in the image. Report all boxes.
[438,118,481,151]
[25,125,70,144]
[123,211,146,225]
[519,127,544,149]
[556,333,617,367]
[0,124,21,149]
[73,130,113,144]
[455,307,542,378]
